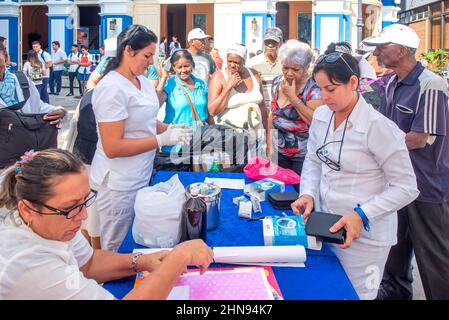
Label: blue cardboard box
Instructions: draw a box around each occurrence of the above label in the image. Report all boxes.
[263,215,308,247]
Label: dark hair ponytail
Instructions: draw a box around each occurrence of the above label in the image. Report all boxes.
[102,24,158,78]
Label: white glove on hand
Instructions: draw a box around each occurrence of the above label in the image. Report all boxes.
[156,124,193,147]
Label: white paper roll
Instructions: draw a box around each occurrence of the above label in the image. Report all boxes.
[213,245,306,264]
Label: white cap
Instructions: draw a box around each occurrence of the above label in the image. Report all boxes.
[227,43,248,60]
[363,24,420,49]
[104,37,117,57]
[187,28,210,42]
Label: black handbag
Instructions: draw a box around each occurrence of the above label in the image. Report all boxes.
[0,108,58,169]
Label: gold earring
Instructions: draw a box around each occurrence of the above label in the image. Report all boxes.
[27,219,32,228]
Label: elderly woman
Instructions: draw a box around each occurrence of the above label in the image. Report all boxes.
[208,43,268,156]
[0,149,213,299]
[267,40,323,189]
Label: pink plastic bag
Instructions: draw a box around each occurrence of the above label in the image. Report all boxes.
[243,157,300,184]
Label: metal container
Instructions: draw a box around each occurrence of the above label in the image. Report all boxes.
[186,182,221,230]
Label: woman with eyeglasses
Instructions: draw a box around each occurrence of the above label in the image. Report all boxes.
[291,52,419,299]
[91,25,193,252]
[0,149,213,299]
[267,40,323,191]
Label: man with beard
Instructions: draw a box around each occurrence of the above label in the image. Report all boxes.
[247,27,283,109]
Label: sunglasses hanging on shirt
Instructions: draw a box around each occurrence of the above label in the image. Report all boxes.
[316,111,352,171]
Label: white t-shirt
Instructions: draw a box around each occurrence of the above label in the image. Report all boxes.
[91,70,159,191]
[23,61,45,85]
[67,52,81,73]
[52,49,68,71]
[0,212,115,300]
[37,50,52,78]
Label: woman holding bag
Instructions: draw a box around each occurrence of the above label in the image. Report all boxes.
[158,49,213,152]
[91,25,193,252]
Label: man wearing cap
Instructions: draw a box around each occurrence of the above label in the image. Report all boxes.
[365,24,449,300]
[247,27,283,109]
[184,28,217,85]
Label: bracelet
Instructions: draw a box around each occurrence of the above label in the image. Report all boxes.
[131,252,143,273]
[291,98,304,108]
[354,204,370,232]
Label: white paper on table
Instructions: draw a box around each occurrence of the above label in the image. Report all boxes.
[204,177,245,189]
[167,285,190,300]
[235,262,305,267]
[213,245,306,265]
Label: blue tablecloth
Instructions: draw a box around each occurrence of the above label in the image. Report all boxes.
[103,171,359,300]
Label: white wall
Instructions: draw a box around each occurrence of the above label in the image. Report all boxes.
[214,2,242,56]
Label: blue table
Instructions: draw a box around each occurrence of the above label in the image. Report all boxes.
[104,171,359,300]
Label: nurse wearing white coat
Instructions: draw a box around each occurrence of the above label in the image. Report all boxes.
[291,52,419,300]
[91,25,193,252]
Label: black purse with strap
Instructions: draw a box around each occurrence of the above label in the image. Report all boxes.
[0,72,58,169]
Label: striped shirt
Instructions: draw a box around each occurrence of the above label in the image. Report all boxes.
[380,62,449,203]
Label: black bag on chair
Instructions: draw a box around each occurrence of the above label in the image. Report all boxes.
[73,89,97,164]
[155,124,250,172]
[0,109,58,169]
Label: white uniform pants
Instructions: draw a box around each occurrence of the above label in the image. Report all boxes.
[94,181,138,252]
[81,165,100,237]
[329,241,392,300]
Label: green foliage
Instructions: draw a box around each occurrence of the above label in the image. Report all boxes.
[420,49,449,75]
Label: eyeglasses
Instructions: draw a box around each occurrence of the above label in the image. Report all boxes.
[315,52,356,75]
[315,112,352,171]
[129,25,150,41]
[22,189,97,219]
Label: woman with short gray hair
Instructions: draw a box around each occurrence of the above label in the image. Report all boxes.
[267,40,323,191]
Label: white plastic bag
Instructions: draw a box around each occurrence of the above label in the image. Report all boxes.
[132,174,185,248]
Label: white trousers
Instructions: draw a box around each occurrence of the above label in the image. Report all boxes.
[81,165,100,237]
[329,241,392,300]
[95,181,138,252]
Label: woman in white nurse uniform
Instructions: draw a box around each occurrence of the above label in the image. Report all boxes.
[91,25,192,252]
[291,52,419,299]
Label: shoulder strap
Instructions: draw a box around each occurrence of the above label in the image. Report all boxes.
[6,72,30,111]
[175,77,204,128]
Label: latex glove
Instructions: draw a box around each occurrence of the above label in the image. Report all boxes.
[156,124,193,147]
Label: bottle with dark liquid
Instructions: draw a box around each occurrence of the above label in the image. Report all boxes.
[182,188,207,241]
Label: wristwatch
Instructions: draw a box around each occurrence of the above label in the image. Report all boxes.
[131,252,143,273]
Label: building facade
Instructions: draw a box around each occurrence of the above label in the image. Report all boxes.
[0,0,400,68]
[399,0,449,58]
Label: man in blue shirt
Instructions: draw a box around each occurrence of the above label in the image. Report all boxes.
[366,24,449,300]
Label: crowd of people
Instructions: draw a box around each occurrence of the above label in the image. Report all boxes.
[0,22,448,300]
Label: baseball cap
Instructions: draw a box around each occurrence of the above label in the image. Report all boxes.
[363,24,420,49]
[187,28,210,42]
[263,27,283,43]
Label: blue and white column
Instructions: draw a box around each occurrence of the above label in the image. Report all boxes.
[381,0,401,28]
[241,0,277,56]
[46,0,76,54]
[313,0,351,52]
[0,0,19,70]
[98,0,133,46]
